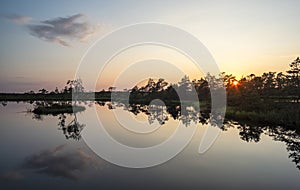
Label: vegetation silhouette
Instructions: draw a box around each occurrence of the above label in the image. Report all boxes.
[1,57,299,139]
[31,101,85,116]
[0,57,299,127]
[126,57,300,128]
[58,113,85,140]
[25,95,300,170]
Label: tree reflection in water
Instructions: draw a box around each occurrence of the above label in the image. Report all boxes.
[58,113,85,140]
[225,121,300,170]
[266,127,300,170]
[148,103,168,125]
[237,125,263,143]
[31,101,299,170]
[106,101,300,170]
[28,101,86,140]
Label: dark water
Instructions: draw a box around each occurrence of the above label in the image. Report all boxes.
[0,102,299,189]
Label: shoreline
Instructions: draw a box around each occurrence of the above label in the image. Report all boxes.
[1,93,298,129]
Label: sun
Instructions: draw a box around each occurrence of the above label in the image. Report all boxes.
[233,81,239,86]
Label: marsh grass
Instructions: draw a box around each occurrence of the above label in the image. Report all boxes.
[226,106,299,129]
[32,103,86,115]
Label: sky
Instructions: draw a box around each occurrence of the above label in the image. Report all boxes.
[0,0,299,92]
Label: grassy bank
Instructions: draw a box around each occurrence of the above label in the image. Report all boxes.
[32,103,86,115]
[225,105,300,129]
[0,92,112,101]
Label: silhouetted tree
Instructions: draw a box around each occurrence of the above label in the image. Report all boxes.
[287,57,300,102]
[54,87,59,94]
[38,88,48,94]
[66,79,84,93]
[108,86,116,92]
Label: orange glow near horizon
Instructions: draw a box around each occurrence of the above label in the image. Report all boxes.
[95,45,205,91]
[233,81,239,86]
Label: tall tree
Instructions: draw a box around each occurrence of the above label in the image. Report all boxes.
[287,57,300,102]
[67,79,84,93]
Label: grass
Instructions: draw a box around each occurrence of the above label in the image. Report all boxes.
[32,103,86,115]
[226,106,300,129]
[0,92,112,101]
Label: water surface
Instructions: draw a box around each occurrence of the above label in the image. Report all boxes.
[0,102,299,189]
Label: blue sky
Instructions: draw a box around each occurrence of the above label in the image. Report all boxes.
[0,0,300,92]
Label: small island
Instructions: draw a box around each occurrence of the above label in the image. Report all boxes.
[31,102,86,115]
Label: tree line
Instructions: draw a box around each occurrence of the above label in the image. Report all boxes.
[26,79,85,95]
[131,57,298,101]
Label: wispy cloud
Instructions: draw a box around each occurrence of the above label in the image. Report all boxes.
[1,14,32,24]
[26,14,99,46]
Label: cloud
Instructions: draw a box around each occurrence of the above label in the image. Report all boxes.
[1,14,32,24]
[22,144,100,180]
[0,171,24,181]
[1,145,102,181]
[26,14,99,46]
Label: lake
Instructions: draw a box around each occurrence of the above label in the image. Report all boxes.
[0,101,299,189]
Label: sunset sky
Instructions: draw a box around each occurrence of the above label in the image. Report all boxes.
[0,0,299,92]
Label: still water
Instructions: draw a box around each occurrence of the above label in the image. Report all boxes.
[0,102,299,189]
